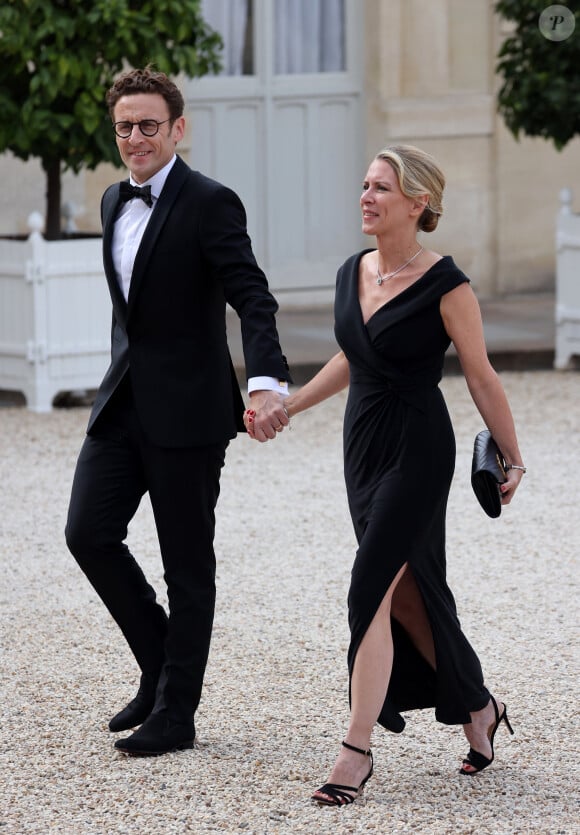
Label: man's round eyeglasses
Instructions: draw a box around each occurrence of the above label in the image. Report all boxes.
[113,119,171,138]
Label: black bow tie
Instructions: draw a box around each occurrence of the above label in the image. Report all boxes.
[119,181,153,207]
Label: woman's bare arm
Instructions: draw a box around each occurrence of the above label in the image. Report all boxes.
[285,350,350,418]
[441,283,525,502]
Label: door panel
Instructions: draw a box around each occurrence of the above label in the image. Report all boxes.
[188,0,363,294]
[270,102,308,262]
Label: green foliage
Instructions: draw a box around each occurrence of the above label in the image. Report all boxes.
[495,1,580,150]
[0,0,222,235]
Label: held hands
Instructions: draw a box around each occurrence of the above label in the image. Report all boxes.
[243,391,290,442]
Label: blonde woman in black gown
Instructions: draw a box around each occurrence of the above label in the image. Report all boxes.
[245,145,525,806]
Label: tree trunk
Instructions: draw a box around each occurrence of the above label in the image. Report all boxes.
[44,158,62,240]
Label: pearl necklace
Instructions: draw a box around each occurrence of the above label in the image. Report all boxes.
[376,246,424,285]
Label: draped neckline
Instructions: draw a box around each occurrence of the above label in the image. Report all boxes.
[356,249,449,327]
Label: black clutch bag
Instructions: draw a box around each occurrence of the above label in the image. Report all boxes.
[471,430,507,518]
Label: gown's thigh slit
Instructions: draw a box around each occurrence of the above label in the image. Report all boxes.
[391,567,436,670]
[347,561,409,731]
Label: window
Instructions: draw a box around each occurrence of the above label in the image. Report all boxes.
[201,0,345,77]
[274,0,345,74]
[201,0,254,75]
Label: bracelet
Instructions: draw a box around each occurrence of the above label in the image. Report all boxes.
[506,464,527,473]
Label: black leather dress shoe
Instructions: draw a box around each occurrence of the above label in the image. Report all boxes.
[108,673,158,732]
[114,711,195,756]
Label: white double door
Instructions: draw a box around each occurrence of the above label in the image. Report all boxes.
[186,0,364,293]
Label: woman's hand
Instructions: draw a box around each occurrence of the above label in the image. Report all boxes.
[500,466,526,505]
[243,391,289,442]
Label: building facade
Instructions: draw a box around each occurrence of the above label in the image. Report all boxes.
[1,0,579,301]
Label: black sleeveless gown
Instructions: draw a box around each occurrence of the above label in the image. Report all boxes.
[334,251,490,733]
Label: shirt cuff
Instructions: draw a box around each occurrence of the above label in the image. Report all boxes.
[248,376,289,396]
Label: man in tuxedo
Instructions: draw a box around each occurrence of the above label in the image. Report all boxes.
[65,68,291,756]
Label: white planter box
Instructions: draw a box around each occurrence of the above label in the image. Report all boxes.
[555,189,580,370]
[0,213,111,411]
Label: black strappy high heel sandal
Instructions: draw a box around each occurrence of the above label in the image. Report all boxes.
[460,695,514,775]
[312,741,374,806]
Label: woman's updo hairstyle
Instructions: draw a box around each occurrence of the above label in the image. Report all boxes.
[375,144,445,233]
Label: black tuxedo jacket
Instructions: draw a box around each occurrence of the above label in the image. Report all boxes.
[88,156,290,447]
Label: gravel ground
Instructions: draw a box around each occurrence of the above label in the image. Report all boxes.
[0,370,578,835]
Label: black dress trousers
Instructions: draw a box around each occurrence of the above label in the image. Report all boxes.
[65,375,228,720]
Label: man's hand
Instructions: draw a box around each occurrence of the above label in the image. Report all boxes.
[243,390,289,442]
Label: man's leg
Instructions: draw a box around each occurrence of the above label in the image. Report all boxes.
[113,440,227,754]
[65,431,168,690]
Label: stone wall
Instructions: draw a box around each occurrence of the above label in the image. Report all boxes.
[363,0,580,297]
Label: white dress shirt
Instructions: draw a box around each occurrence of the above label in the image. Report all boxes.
[111,156,287,396]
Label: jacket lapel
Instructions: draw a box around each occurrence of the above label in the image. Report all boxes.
[101,184,128,328]
[126,156,190,317]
